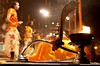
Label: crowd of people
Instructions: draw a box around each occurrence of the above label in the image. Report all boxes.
[2,0,42,60]
[1,0,100,63]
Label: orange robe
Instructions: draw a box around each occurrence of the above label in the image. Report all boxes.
[4,8,20,58]
[28,36,76,61]
[6,8,18,31]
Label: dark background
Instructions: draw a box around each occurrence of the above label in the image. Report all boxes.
[0,0,100,45]
[81,0,100,44]
[18,0,100,44]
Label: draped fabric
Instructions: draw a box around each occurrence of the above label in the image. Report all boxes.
[6,8,18,31]
[28,37,76,61]
[4,27,20,58]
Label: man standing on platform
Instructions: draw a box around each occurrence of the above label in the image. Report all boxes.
[4,0,21,59]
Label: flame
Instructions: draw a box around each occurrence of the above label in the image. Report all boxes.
[79,26,90,33]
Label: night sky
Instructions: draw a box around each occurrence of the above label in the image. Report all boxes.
[17,0,100,44]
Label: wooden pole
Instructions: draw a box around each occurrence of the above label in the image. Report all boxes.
[68,15,71,35]
[78,0,83,31]
[74,9,77,33]
[68,0,71,35]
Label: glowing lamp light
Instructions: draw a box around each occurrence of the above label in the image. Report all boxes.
[45,25,48,27]
[52,22,54,25]
[49,33,52,36]
[66,17,70,20]
[94,46,98,50]
[43,11,49,17]
[40,9,49,17]
[79,26,90,33]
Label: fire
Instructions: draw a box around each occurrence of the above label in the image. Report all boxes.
[79,26,90,33]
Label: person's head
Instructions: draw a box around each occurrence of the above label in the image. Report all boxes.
[27,21,33,27]
[10,1,20,10]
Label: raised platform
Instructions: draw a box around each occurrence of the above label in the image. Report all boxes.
[0,58,99,65]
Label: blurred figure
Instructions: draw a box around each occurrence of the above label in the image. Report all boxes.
[28,34,76,61]
[23,22,33,55]
[4,0,21,59]
[24,22,33,46]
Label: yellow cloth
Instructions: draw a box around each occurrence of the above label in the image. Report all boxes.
[28,42,57,61]
[24,26,33,45]
[28,37,76,61]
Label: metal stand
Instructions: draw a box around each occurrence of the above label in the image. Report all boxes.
[69,33,94,64]
[73,45,90,63]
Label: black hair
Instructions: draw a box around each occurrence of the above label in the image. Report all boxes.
[10,0,19,8]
